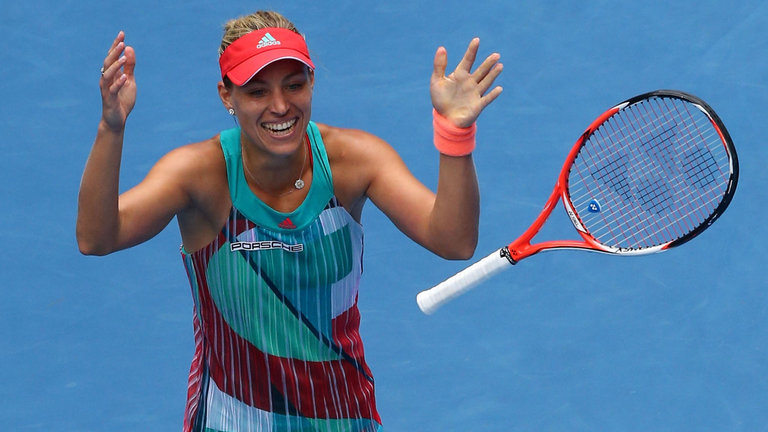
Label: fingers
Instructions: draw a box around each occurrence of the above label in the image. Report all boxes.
[472,52,500,83]
[456,38,480,73]
[102,55,128,92]
[447,38,501,84]
[102,31,125,72]
[476,57,503,111]
[108,31,124,54]
[475,56,503,96]
[101,32,131,92]
[479,84,504,111]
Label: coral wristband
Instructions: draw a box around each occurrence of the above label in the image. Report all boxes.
[433,109,476,156]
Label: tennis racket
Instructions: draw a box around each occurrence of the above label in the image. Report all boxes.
[417,89,738,314]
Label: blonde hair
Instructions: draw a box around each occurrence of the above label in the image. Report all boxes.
[219,11,300,56]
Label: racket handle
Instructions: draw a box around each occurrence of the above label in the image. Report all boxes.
[417,248,513,314]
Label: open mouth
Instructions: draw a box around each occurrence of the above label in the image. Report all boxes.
[262,119,297,137]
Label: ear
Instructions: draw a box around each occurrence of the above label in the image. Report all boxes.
[308,68,315,89]
[217,81,233,111]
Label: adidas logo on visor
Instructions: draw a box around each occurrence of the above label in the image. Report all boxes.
[257,32,281,49]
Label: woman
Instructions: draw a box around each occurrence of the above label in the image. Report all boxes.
[77,10,502,432]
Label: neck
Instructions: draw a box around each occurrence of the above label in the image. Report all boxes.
[241,135,308,197]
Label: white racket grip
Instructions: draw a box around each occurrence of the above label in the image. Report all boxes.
[417,248,512,314]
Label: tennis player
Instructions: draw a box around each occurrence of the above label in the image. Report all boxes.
[77,10,502,431]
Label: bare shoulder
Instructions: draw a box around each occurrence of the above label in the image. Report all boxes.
[141,134,228,212]
[316,123,396,162]
[157,135,225,176]
[316,123,403,187]
[315,123,412,219]
[316,122,399,180]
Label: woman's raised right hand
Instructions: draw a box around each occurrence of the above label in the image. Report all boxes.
[99,31,136,132]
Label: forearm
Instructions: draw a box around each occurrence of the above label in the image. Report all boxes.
[428,154,480,259]
[76,121,125,255]
[425,106,480,259]
[421,37,501,258]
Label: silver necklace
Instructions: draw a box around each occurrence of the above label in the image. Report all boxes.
[242,137,308,197]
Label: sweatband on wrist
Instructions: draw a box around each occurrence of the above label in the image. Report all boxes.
[433,109,476,156]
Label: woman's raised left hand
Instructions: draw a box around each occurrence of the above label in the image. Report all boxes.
[430,38,503,128]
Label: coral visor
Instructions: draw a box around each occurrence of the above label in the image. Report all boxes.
[219,27,314,86]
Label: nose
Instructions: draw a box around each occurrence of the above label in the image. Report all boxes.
[269,89,289,116]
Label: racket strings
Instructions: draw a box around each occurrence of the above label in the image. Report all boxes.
[567,96,732,250]
[586,112,726,247]
[592,98,728,246]
[576,125,727,240]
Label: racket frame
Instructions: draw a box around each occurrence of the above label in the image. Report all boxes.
[418,90,738,315]
[505,90,738,264]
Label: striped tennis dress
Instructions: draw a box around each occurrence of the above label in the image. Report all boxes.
[181,123,382,431]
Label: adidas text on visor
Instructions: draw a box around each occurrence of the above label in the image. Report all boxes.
[219,27,314,86]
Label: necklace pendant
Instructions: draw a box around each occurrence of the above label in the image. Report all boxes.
[294,178,305,190]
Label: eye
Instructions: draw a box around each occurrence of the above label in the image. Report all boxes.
[249,88,268,97]
[286,81,305,92]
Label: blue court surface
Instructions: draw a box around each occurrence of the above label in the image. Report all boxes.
[2,1,767,430]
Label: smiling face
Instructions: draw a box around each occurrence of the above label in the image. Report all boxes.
[219,59,314,159]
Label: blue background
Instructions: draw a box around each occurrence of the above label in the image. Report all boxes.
[1,1,766,430]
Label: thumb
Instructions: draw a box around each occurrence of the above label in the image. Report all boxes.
[432,46,447,81]
[123,46,136,77]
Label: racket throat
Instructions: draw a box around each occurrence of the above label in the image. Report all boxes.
[500,246,518,265]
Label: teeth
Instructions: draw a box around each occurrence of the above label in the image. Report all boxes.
[263,119,296,132]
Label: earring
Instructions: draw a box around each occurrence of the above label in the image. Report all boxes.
[228,108,235,115]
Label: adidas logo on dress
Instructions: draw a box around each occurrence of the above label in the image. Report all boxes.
[257,33,281,49]
[278,217,297,230]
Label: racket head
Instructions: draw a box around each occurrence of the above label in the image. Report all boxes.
[561,90,738,254]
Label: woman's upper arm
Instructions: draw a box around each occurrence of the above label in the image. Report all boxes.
[330,126,478,259]
[342,131,437,249]
[112,146,197,250]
